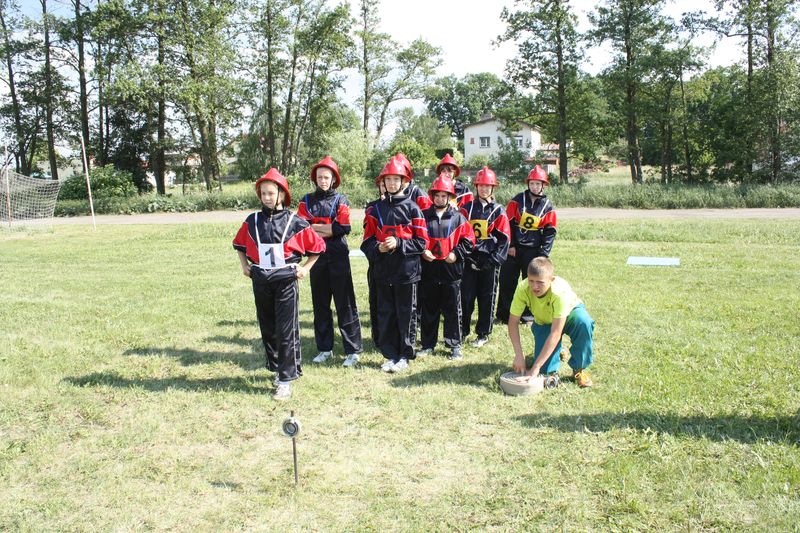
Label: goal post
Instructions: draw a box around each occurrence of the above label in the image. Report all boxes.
[0,165,64,229]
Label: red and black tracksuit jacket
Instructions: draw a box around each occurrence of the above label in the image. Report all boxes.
[297,189,363,355]
[454,179,474,208]
[419,205,475,350]
[361,190,428,361]
[233,207,325,381]
[406,181,433,210]
[459,198,511,338]
[496,191,558,322]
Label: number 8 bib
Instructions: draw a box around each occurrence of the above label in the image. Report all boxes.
[519,211,541,230]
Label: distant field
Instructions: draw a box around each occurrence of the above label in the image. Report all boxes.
[584,164,638,186]
[2,219,799,530]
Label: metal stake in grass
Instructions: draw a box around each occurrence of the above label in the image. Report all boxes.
[282,411,302,485]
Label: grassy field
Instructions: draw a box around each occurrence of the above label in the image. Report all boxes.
[1,217,799,531]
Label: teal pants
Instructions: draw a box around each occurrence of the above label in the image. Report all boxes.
[530,304,594,374]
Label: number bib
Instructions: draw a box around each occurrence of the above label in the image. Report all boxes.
[469,219,489,241]
[519,211,541,231]
[428,237,454,260]
[257,243,286,270]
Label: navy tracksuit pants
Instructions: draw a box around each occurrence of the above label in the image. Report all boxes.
[496,246,540,323]
[420,278,462,350]
[375,282,418,361]
[251,269,302,382]
[310,253,363,355]
[461,265,500,338]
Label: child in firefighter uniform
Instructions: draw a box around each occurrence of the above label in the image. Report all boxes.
[361,158,428,372]
[394,152,432,210]
[496,165,557,324]
[233,168,325,400]
[298,156,363,367]
[459,166,510,347]
[436,153,474,208]
[417,175,475,360]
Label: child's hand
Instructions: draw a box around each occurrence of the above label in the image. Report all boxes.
[422,250,435,262]
[512,353,526,373]
[295,265,308,279]
[384,236,397,250]
[445,252,457,264]
[508,246,516,257]
[242,264,251,278]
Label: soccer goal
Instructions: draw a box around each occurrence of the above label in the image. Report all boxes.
[0,166,63,229]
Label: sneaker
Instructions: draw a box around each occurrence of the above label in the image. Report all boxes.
[471,336,489,348]
[273,382,292,401]
[573,369,593,388]
[390,358,409,372]
[449,347,463,360]
[543,373,560,389]
[342,353,360,367]
[312,351,332,363]
[381,359,396,373]
[416,348,433,357]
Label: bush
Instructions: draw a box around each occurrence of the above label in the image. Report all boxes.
[58,166,137,200]
[464,154,490,169]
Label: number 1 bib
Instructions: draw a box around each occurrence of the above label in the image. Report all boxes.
[254,211,295,270]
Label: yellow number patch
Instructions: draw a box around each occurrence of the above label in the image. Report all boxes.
[519,212,541,230]
[470,219,489,240]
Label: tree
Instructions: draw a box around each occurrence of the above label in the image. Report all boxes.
[591,0,670,184]
[500,0,583,184]
[424,73,515,144]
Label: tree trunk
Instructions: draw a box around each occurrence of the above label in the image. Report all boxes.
[765,0,780,183]
[555,5,568,185]
[154,0,166,195]
[42,0,58,181]
[360,0,370,135]
[624,14,642,184]
[0,8,28,175]
[280,4,303,171]
[678,66,693,183]
[75,0,90,172]
[265,0,277,167]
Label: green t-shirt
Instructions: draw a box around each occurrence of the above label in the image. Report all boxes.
[509,276,582,325]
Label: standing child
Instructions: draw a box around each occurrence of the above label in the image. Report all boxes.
[298,156,363,367]
[233,168,325,400]
[459,166,510,347]
[364,178,386,348]
[418,175,475,360]
[496,165,557,324]
[436,153,473,207]
[361,158,428,372]
[508,257,594,388]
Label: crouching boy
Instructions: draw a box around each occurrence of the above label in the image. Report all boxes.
[233,168,325,400]
[508,257,594,388]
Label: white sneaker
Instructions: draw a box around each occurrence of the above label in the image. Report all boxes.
[342,353,360,367]
[471,336,489,348]
[312,351,332,363]
[416,348,433,357]
[273,382,292,401]
[390,359,409,372]
[381,359,396,372]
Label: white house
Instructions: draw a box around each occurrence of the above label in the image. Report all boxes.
[463,115,542,164]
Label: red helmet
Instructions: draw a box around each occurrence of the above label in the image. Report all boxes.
[310,156,341,188]
[436,153,460,177]
[474,166,498,187]
[428,174,456,197]
[255,168,291,206]
[378,158,412,183]
[527,165,549,185]
[393,152,414,179]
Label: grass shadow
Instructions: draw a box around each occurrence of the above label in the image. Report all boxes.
[389,362,507,391]
[124,346,263,370]
[514,411,800,445]
[64,372,272,394]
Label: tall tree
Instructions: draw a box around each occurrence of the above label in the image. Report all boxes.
[591,0,669,184]
[40,0,58,180]
[500,0,583,184]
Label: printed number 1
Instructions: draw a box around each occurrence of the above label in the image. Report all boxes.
[264,246,275,267]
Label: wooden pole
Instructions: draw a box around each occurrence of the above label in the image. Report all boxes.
[79,135,96,230]
[4,146,12,228]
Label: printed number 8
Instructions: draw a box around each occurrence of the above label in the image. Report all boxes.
[522,216,536,230]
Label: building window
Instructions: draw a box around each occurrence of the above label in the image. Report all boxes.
[479,136,490,148]
[515,136,523,148]
[470,138,475,145]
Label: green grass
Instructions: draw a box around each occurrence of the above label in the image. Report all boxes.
[2,218,799,531]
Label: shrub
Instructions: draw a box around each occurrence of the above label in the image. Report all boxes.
[58,166,137,200]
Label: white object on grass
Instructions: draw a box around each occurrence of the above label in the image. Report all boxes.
[499,372,545,396]
[349,250,366,257]
[626,256,680,267]
[1,157,63,230]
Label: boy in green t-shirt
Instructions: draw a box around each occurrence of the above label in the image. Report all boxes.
[508,257,594,387]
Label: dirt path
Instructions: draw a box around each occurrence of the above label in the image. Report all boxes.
[51,207,800,226]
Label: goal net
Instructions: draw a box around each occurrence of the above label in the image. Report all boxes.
[0,168,63,229]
